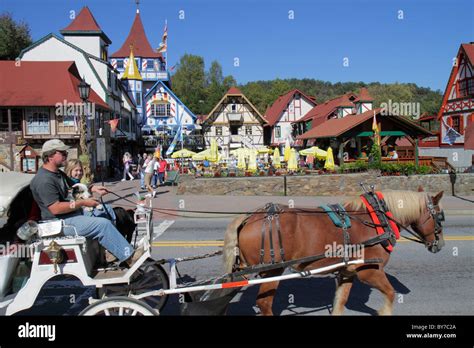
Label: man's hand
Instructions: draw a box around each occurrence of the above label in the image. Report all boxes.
[80,198,100,208]
[91,185,109,196]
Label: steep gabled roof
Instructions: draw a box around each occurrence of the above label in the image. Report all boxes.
[111,11,163,59]
[438,43,474,120]
[203,87,266,125]
[298,93,352,124]
[60,6,111,44]
[354,87,373,102]
[264,89,317,126]
[0,61,109,109]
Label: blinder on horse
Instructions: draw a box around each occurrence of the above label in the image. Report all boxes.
[421,196,445,251]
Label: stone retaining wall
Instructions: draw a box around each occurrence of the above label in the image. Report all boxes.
[177,173,474,196]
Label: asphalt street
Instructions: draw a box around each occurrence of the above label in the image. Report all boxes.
[20,214,473,316]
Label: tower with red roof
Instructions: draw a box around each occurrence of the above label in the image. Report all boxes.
[110,5,168,124]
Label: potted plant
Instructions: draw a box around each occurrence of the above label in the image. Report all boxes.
[229,172,236,177]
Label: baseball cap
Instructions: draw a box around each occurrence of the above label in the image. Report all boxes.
[42,139,70,153]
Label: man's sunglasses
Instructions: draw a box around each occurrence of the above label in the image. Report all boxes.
[56,150,68,156]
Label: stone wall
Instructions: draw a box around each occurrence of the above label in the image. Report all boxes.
[177,173,474,196]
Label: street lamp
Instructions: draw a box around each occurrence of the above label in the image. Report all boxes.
[78,76,93,183]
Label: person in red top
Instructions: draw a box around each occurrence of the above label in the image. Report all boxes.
[158,158,167,186]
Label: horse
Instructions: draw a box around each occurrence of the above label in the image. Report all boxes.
[222,188,445,316]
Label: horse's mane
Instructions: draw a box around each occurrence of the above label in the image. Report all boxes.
[344,190,429,226]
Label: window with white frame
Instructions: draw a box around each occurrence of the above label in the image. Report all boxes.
[117,60,124,69]
[147,59,154,70]
[215,126,223,136]
[57,114,77,133]
[245,125,252,135]
[275,126,281,138]
[26,108,50,134]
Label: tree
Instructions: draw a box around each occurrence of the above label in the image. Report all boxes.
[171,54,207,114]
[0,12,32,60]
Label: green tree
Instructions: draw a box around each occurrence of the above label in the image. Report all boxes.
[171,54,207,114]
[0,12,32,60]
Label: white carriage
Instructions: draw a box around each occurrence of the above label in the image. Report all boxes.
[0,172,168,316]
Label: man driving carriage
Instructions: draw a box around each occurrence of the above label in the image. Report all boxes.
[29,139,144,267]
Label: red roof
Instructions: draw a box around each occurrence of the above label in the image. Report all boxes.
[298,108,379,139]
[60,7,111,44]
[298,94,353,124]
[354,87,373,102]
[62,6,102,32]
[462,43,474,65]
[226,87,243,95]
[264,89,317,126]
[111,12,163,59]
[0,61,109,109]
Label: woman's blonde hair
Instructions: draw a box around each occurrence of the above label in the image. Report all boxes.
[65,159,83,177]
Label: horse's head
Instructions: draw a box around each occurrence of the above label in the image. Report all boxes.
[411,188,445,253]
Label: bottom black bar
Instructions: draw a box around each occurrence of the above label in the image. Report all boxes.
[0,315,472,346]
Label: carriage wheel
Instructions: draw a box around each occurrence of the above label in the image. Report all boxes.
[79,297,157,316]
[97,259,169,311]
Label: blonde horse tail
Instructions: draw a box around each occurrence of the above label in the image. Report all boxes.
[223,214,248,274]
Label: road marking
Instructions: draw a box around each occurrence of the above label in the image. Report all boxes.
[153,240,223,247]
[152,220,175,240]
[152,236,474,247]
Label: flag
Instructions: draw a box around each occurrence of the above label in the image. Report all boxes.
[372,111,380,146]
[108,119,119,133]
[157,42,167,53]
[166,124,182,156]
[442,118,461,145]
[169,64,176,72]
[162,20,168,43]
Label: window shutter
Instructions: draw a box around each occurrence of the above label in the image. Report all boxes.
[446,116,453,127]
[459,116,464,135]
[468,113,474,125]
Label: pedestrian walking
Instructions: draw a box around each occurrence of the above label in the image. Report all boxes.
[122,152,134,181]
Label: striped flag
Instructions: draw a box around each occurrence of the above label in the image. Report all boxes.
[157,42,167,53]
[162,20,168,43]
[166,124,182,156]
[169,64,176,72]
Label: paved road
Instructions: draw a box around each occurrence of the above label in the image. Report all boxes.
[22,214,473,316]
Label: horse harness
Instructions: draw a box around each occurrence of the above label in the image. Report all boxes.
[259,203,285,264]
[321,191,401,255]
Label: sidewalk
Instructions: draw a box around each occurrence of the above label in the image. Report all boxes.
[100,179,473,219]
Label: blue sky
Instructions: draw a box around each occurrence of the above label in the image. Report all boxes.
[3,0,473,91]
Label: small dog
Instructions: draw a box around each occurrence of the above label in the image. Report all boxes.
[72,183,104,212]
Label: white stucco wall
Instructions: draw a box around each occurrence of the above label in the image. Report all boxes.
[64,36,102,58]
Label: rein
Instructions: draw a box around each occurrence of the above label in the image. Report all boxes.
[104,191,436,246]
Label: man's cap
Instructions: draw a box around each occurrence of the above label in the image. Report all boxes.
[42,139,70,153]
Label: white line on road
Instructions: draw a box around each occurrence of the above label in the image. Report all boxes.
[153,220,175,240]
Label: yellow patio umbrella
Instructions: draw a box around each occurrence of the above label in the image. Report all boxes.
[273,147,281,168]
[237,150,246,169]
[209,138,219,162]
[256,146,273,154]
[288,148,298,171]
[248,150,257,171]
[284,139,291,162]
[299,146,327,159]
[192,149,211,161]
[171,148,196,159]
[324,147,335,170]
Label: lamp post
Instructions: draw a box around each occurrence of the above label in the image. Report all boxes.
[78,76,93,183]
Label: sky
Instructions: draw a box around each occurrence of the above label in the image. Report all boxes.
[2,0,473,91]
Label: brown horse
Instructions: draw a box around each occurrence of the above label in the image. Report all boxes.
[223,189,445,315]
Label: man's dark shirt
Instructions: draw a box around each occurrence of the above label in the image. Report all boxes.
[30,167,82,220]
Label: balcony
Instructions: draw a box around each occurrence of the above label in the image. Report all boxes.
[227,113,243,122]
[230,135,241,143]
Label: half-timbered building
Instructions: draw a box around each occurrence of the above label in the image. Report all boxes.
[201,87,267,156]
